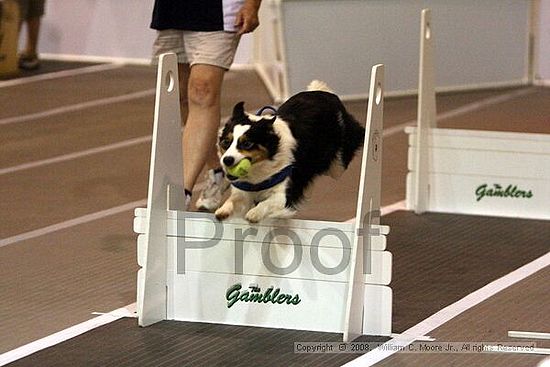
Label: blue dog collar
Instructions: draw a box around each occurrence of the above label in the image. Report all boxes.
[231,165,293,192]
[256,105,278,116]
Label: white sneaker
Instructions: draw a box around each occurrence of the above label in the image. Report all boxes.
[196,169,230,212]
[184,192,192,210]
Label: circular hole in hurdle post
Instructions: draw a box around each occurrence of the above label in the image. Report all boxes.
[375,82,382,105]
[165,71,175,93]
[425,22,432,40]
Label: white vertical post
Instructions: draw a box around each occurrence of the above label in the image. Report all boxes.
[344,64,385,342]
[138,53,184,326]
[253,0,289,103]
[414,8,437,214]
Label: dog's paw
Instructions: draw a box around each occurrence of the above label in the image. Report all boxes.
[245,207,265,223]
[215,207,232,221]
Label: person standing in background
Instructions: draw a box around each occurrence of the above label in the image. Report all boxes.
[151,0,262,211]
[17,0,45,70]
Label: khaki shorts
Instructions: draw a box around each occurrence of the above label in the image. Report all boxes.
[152,30,241,70]
[16,0,46,20]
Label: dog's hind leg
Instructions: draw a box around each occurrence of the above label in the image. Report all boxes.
[340,112,366,168]
[327,152,346,179]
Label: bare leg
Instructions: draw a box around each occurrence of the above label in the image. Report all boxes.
[23,17,41,56]
[182,64,226,192]
[177,63,190,125]
[205,138,222,169]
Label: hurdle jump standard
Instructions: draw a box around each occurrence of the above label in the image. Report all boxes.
[134,53,392,342]
[407,9,550,220]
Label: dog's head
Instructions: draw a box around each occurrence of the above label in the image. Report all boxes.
[218,102,281,181]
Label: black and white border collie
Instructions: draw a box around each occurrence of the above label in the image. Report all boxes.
[215,81,365,223]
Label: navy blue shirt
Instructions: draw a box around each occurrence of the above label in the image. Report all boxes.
[151,0,244,32]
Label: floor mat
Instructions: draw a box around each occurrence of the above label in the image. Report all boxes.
[384,211,550,332]
[6,211,550,367]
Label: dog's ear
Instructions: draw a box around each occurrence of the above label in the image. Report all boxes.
[232,102,247,121]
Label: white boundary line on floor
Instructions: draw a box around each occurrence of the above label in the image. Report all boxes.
[0,199,146,248]
[0,63,124,88]
[0,89,155,126]
[342,251,550,367]
[380,200,407,216]
[508,330,550,340]
[0,304,137,367]
[382,88,535,138]
[534,79,550,87]
[483,345,550,356]
[0,136,152,176]
[345,200,406,224]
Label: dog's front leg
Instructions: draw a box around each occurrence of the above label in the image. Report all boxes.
[215,190,250,220]
[245,193,287,223]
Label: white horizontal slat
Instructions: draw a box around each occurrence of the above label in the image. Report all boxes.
[408,146,550,180]
[406,127,550,154]
[137,234,146,267]
[171,237,392,285]
[363,283,393,336]
[169,272,392,335]
[136,268,144,317]
[406,172,550,220]
[405,172,415,210]
[134,214,388,251]
[135,208,390,235]
[135,208,374,233]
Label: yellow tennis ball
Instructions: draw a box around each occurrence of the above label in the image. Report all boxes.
[227,158,251,178]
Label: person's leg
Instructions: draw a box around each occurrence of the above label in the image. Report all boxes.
[18,0,44,70]
[23,16,41,56]
[16,0,30,33]
[182,64,226,193]
[177,63,190,125]
[205,133,223,168]
[181,30,239,210]
[18,16,41,70]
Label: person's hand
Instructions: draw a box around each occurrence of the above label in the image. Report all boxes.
[235,0,261,35]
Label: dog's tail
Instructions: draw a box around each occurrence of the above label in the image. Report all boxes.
[307,80,333,93]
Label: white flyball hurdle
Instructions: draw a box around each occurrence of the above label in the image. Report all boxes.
[134,53,392,342]
[407,9,550,220]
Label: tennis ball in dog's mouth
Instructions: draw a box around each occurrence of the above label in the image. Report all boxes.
[227,158,251,178]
